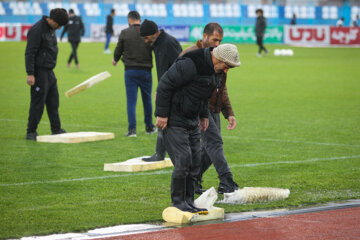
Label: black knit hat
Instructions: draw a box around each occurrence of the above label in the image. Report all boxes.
[140,19,158,37]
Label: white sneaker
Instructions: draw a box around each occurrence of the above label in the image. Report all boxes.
[104,49,111,54]
[256,53,261,57]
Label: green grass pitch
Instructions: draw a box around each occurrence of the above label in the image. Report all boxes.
[0,41,359,238]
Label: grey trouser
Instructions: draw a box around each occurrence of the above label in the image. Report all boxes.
[200,112,231,179]
[155,128,167,159]
[163,126,201,180]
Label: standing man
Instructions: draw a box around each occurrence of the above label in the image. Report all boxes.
[181,23,239,194]
[104,9,115,54]
[25,8,69,140]
[112,11,155,137]
[60,9,84,69]
[155,44,240,213]
[291,13,296,25]
[336,17,345,27]
[140,19,182,162]
[255,9,268,57]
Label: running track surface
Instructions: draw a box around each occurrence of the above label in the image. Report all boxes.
[99,207,360,240]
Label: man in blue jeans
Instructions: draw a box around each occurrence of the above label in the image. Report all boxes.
[112,11,155,137]
[104,9,115,54]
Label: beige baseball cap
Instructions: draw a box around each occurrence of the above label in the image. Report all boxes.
[213,44,241,67]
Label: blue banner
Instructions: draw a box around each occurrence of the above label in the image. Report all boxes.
[159,25,190,42]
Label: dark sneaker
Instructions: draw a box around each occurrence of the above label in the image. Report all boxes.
[218,181,239,195]
[26,132,38,141]
[195,181,206,195]
[142,153,164,162]
[145,126,157,135]
[52,128,66,135]
[218,173,239,194]
[125,129,136,137]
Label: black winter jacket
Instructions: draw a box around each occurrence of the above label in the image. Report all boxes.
[155,48,220,128]
[60,15,84,42]
[113,24,152,70]
[152,30,182,81]
[255,16,266,37]
[25,16,58,75]
[105,15,113,34]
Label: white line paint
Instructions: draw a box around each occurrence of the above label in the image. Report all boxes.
[2,118,359,148]
[0,118,120,130]
[223,136,360,147]
[229,155,360,168]
[1,155,359,187]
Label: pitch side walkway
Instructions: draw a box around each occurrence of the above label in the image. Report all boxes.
[95,200,360,240]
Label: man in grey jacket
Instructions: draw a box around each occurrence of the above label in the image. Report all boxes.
[255,9,268,57]
[156,44,240,213]
[112,11,155,137]
[140,19,182,162]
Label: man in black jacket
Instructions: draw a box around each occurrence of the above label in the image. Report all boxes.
[112,11,155,137]
[60,9,84,68]
[255,9,268,57]
[140,19,182,162]
[181,23,239,195]
[25,8,69,140]
[155,44,240,213]
[104,9,115,54]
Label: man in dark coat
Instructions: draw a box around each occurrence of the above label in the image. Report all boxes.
[180,23,239,195]
[104,9,115,54]
[112,11,155,137]
[140,19,182,162]
[255,9,268,57]
[60,9,84,68]
[155,44,240,213]
[25,8,69,140]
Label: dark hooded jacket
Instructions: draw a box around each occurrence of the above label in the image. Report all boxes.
[113,24,152,70]
[25,16,58,75]
[60,15,84,42]
[155,48,221,128]
[152,30,182,81]
[255,16,266,37]
[180,40,235,118]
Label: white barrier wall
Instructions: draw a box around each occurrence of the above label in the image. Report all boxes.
[0,23,31,41]
[284,25,360,45]
[284,25,330,45]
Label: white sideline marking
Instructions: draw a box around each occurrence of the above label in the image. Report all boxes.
[223,136,360,147]
[1,155,359,187]
[0,118,120,130]
[1,118,359,147]
[229,155,360,168]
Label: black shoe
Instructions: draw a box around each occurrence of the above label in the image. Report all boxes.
[51,128,66,135]
[125,129,136,137]
[218,173,239,195]
[26,132,38,141]
[145,126,157,135]
[195,181,206,195]
[172,201,198,213]
[142,153,164,162]
[171,177,198,213]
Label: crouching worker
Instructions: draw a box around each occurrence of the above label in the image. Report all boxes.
[155,44,240,213]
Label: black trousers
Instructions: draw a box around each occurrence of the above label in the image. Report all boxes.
[199,112,231,180]
[27,68,62,133]
[256,35,267,54]
[68,41,80,64]
[163,126,201,181]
